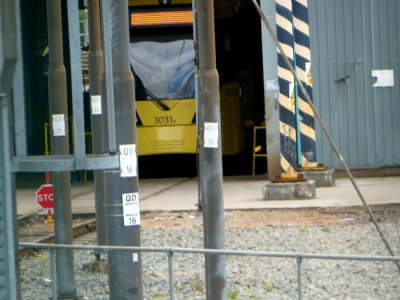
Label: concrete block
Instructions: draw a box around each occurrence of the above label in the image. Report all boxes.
[298,168,335,187]
[263,180,316,200]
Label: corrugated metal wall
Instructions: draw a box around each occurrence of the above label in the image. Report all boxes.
[308,0,400,169]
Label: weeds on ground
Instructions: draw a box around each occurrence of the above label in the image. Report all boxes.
[321,226,332,233]
[264,279,273,292]
[190,278,205,292]
[228,289,240,299]
[151,291,166,298]
[299,226,308,233]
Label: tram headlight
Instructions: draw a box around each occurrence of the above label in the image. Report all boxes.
[159,0,171,5]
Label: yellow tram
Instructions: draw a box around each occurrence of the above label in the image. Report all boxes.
[129,0,245,156]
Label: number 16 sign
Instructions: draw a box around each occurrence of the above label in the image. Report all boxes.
[119,144,138,177]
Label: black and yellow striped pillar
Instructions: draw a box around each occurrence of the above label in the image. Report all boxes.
[292,0,317,168]
[276,0,298,177]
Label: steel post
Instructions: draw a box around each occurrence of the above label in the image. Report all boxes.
[195,1,227,299]
[104,1,143,299]
[12,0,27,157]
[99,0,116,154]
[46,0,76,298]
[296,257,303,300]
[0,95,20,300]
[0,4,20,298]
[259,0,281,180]
[87,0,107,252]
[167,251,175,300]
[0,1,21,299]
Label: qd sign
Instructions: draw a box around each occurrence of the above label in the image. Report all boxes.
[36,184,54,209]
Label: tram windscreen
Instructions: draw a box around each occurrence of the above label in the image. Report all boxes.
[130,38,195,100]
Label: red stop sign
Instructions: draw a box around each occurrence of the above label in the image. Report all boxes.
[36,184,54,209]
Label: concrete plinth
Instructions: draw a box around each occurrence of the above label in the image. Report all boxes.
[263,180,316,200]
[298,168,335,187]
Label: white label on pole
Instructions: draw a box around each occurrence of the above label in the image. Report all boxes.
[132,253,139,262]
[52,114,66,136]
[119,144,137,177]
[122,192,140,226]
[90,95,102,115]
[204,122,219,148]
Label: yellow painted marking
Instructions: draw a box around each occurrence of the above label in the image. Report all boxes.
[280,122,297,141]
[294,43,311,60]
[276,0,293,11]
[276,13,293,34]
[279,94,296,113]
[278,43,294,60]
[298,99,314,116]
[293,17,310,35]
[300,122,316,140]
[290,83,296,106]
[281,154,296,174]
[301,155,318,168]
[296,68,307,82]
[278,66,294,82]
[306,62,312,85]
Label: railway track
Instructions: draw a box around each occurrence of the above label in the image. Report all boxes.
[18,177,193,256]
[18,214,97,256]
[18,175,400,258]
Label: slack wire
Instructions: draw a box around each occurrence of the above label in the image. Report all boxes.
[251,0,400,272]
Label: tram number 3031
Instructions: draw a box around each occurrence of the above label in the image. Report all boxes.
[154,116,175,125]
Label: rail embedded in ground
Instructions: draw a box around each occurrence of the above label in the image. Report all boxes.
[20,242,400,300]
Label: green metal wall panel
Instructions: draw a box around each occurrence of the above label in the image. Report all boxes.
[309,0,400,169]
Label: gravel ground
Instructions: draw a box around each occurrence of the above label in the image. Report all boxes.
[20,210,400,299]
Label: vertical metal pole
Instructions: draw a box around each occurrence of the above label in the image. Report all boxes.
[99,0,116,154]
[195,1,227,299]
[0,94,20,300]
[87,0,107,252]
[12,0,27,157]
[167,251,175,300]
[274,0,298,176]
[0,2,20,298]
[260,0,281,180]
[66,0,86,169]
[296,257,303,300]
[46,0,76,298]
[50,248,58,300]
[104,1,143,299]
[292,0,317,168]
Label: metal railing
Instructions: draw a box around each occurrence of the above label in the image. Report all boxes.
[20,242,400,300]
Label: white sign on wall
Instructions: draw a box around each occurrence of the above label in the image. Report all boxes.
[372,69,394,87]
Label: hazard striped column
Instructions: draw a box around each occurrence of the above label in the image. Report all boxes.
[292,0,317,168]
[276,0,298,176]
